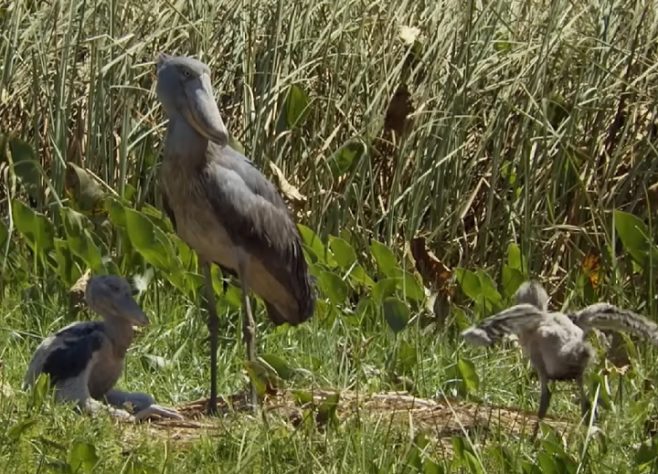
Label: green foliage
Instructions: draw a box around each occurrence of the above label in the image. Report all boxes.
[328,140,366,178]
[67,441,99,473]
[501,242,525,298]
[1,0,658,471]
[383,296,409,334]
[370,240,400,278]
[6,135,41,201]
[279,84,311,130]
[60,207,104,273]
[614,210,658,270]
[456,268,502,313]
[11,200,55,264]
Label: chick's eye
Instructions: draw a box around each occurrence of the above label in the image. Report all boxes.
[182,69,191,78]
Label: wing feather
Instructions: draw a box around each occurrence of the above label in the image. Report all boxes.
[462,304,546,346]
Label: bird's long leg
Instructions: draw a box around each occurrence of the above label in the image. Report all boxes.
[577,375,591,420]
[238,269,258,409]
[201,260,220,414]
[533,376,552,439]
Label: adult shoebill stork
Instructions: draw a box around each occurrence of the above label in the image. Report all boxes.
[155,54,315,411]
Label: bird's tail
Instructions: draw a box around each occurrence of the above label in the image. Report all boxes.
[462,304,546,346]
[265,274,316,326]
[569,303,658,346]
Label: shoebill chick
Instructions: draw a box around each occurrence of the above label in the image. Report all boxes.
[23,275,182,422]
[462,281,658,434]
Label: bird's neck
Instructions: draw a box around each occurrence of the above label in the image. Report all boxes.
[164,116,209,166]
[102,318,135,357]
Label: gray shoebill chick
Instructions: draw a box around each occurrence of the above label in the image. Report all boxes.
[23,275,182,422]
[462,281,658,432]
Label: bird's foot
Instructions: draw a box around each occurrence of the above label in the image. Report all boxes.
[206,396,219,416]
[133,404,184,422]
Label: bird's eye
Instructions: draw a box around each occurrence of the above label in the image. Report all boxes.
[182,69,191,78]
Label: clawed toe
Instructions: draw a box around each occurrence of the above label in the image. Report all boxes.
[133,404,184,422]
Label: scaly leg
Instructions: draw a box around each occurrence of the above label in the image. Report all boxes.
[202,261,220,414]
[533,376,552,439]
[238,271,258,409]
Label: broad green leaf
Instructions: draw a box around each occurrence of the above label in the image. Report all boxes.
[7,418,38,442]
[405,443,423,472]
[398,271,425,302]
[452,307,471,332]
[463,452,484,474]
[455,268,481,301]
[397,340,417,374]
[457,357,479,394]
[316,392,340,427]
[53,238,80,286]
[501,266,524,299]
[124,208,173,271]
[456,268,501,310]
[317,270,348,305]
[244,359,278,397]
[506,242,522,271]
[261,354,295,380]
[142,203,176,233]
[329,236,357,269]
[476,270,502,306]
[11,200,55,257]
[64,163,105,213]
[635,439,658,466]
[8,136,41,200]
[451,436,467,461]
[347,264,375,288]
[292,390,313,405]
[298,224,327,264]
[61,207,104,273]
[493,37,512,53]
[327,140,365,178]
[614,210,656,268]
[423,458,444,474]
[68,441,99,473]
[370,240,400,277]
[283,84,310,129]
[372,277,398,303]
[105,197,127,227]
[383,297,409,334]
[30,372,50,411]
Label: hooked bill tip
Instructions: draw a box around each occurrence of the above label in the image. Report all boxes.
[461,327,492,346]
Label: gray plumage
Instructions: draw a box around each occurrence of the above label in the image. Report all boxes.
[155,53,315,411]
[462,280,658,436]
[23,275,182,421]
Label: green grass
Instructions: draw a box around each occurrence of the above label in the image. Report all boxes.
[2,0,658,471]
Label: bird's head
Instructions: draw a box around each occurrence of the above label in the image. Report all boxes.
[155,53,228,147]
[85,275,149,327]
[514,281,550,312]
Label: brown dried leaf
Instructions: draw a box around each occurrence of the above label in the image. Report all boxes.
[269,161,307,204]
[410,237,453,296]
[581,251,601,288]
[384,84,414,137]
[69,269,91,314]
